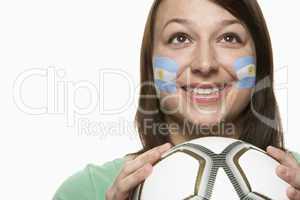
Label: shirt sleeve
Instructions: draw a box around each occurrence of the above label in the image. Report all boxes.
[53,158,125,200]
[292,151,300,164]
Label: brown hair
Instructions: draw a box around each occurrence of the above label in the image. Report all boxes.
[134,0,284,154]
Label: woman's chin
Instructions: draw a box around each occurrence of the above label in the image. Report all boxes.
[186,112,224,126]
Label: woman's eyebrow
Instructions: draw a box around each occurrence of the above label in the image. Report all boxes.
[220,19,242,27]
[162,18,242,31]
[162,18,192,31]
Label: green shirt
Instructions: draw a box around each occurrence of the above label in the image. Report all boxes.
[53,152,300,200]
[53,158,125,200]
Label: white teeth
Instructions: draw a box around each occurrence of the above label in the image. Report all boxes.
[191,87,220,95]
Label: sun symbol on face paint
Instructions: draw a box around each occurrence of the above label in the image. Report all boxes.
[248,65,256,76]
[156,68,164,80]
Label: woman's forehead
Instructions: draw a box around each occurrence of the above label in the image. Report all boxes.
[155,0,239,31]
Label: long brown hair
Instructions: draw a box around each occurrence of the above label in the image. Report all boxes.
[134,0,284,154]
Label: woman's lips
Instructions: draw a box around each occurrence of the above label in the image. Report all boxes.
[181,83,232,105]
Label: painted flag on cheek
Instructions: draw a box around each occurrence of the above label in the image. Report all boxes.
[153,56,179,93]
[233,56,256,89]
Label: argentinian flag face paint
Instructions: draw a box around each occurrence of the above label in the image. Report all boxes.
[152,56,255,93]
[233,56,256,89]
[153,56,179,93]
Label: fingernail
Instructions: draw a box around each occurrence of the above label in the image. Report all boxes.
[267,146,273,150]
[162,143,171,148]
[288,187,297,196]
[159,143,172,153]
[267,146,276,152]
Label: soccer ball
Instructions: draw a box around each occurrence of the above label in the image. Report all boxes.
[132,137,289,200]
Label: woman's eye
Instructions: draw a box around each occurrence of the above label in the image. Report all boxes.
[220,33,242,44]
[168,33,191,45]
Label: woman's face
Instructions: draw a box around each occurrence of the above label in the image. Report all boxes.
[152,0,256,126]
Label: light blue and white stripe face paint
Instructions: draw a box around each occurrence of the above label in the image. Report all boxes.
[233,56,256,89]
[153,56,179,93]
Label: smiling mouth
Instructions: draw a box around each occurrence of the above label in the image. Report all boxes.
[180,82,233,104]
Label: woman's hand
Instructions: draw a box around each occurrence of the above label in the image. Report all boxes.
[105,143,172,200]
[267,146,300,199]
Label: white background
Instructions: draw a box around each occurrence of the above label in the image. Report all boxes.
[0,0,299,199]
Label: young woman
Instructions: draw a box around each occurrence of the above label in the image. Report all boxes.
[54,0,300,199]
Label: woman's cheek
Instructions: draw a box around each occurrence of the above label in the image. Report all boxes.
[219,54,256,120]
[225,88,253,121]
[214,46,254,74]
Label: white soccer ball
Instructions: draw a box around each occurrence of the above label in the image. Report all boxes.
[132,137,289,200]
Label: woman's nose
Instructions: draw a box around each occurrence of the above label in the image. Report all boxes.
[190,43,219,76]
